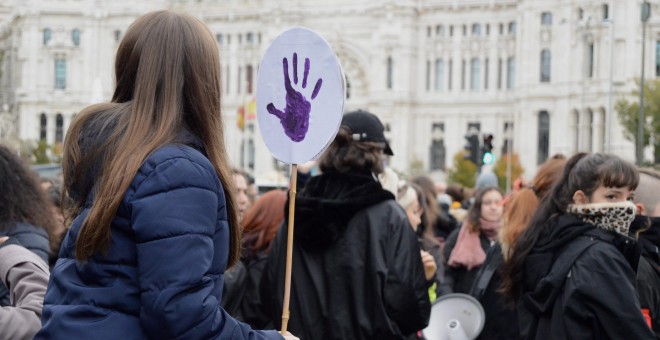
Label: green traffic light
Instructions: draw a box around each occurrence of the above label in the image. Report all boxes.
[482,152,495,165]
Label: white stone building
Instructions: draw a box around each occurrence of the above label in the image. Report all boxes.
[0,0,658,183]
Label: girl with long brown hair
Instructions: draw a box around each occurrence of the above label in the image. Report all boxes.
[37,11,294,339]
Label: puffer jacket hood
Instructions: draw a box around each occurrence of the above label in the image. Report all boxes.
[290,171,394,249]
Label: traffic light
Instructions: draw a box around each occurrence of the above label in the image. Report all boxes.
[482,134,495,165]
[463,133,480,165]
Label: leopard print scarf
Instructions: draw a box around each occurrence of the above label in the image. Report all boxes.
[567,201,636,237]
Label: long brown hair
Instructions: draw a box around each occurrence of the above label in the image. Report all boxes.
[241,190,287,260]
[499,155,566,259]
[63,11,240,266]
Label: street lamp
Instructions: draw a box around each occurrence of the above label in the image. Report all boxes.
[638,1,651,165]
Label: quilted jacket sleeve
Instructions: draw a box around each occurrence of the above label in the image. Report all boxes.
[130,154,282,339]
[0,243,49,340]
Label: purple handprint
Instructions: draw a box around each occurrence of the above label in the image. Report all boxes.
[267,53,323,142]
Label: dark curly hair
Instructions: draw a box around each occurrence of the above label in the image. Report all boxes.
[0,145,58,253]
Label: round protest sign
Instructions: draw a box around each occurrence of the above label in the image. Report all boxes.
[256,27,345,165]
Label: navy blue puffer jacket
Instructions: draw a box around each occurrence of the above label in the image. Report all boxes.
[37,144,282,339]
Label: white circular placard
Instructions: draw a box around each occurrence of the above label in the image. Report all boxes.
[256,27,345,164]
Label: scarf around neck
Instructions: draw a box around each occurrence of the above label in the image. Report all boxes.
[448,218,502,270]
[567,201,636,237]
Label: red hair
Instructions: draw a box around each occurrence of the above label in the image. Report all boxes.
[241,190,287,259]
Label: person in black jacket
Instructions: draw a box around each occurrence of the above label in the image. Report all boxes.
[441,186,503,295]
[0,145,57,306]
[469,155,566,340]
[632,168,660,338]
[261,110,431,340]
[501,153,654,340]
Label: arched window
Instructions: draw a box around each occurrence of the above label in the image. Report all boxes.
[386,56,393,90]
[54,58,67,89]
[39,113,47,140]
[470,58,480,90]
[72,29,80,47]
[43,28,52,46]
[55,113,64,143]
[538,111,550,164]
[435,58,444,91]
[540,49,551,82]
[507,57,516,89]
[430,123,446,170]
[602,4,609,20]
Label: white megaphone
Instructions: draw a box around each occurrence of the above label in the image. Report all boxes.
[422,293,485,340]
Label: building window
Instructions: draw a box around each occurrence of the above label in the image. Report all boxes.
[435,58,444,91]
[448,59,453,90]
[430,123,446,171]
[237,66,242,94]
[216,33,223,44]
[449,25,454,37]
[427,26,432,37]
[470,58,480,90]
[538,111,550,164]
[484,58,489,89]
[461,59,466,90]
[540,49,551,82]
[43,28,52,46]
[507,57,516,89]
[578,8,584,20]
[225,65,230,94]
[541,12,553,25]
[246,65,253,94]
[486,24,490,35]
[426,60,430,91]
[602,4,609,20]
[346,75,351,99]
[587,109,594,151]
[503,121,514,155]
[498,58,503,89]
[54,58,66,89]
[587,43,594,78]
[436,25,444,36]
[246,32,254,44]
[509,21,517,34]
[462,25,467,36]
[39,113,47,140]
[72,29,80,47]
[238,34,242,45]
[472,24,481,36]
[387,56,393,90]
[258,33,262,44]
[55,113,63,143]
[499,23,504,35]
[114,30,121,42]
[656,41,660,76]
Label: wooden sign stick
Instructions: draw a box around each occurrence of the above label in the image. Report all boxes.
[281,163,298,335]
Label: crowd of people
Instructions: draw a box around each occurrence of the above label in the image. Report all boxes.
[1,9,660,340]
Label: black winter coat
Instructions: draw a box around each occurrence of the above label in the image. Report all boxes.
[261,172,431,340]
[634,215,660,339]
[470,243,520,340]
[441,226,492,295]
[519,214,654,340]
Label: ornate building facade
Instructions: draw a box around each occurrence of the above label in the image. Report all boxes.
[0,0,657,182]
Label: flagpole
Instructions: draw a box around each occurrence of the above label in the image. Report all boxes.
[281,164,298,335]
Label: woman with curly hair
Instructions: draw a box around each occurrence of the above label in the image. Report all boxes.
[0,145,57,304]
